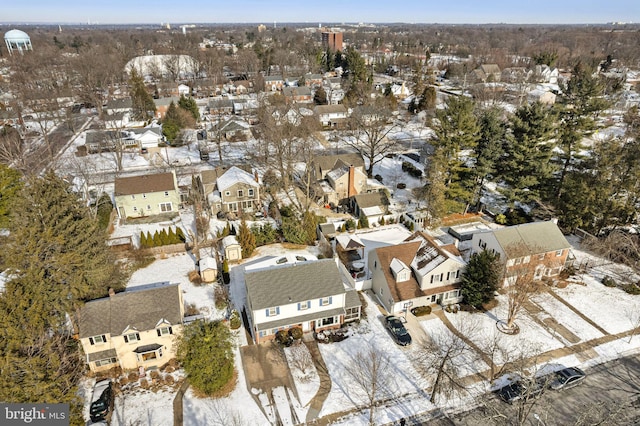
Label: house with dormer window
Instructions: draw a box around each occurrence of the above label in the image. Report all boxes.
[77,284,184,372]
[244,258,361,343]
[369,232,466,314]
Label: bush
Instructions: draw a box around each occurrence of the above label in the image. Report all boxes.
[374,174,383,183]
[276,330,293,347]
[411,305,432,317]
[150,370,160,381]
[623,283,640,295]
[188,270,202,285]
[602,276,617,287]
[559,265,576,279]
[229,310,241,330]
[214,286,229,310]
[503,207,531,226]
[495,213,507,225]
[289,327,303,340]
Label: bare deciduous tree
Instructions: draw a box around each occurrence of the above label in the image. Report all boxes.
[344,344,391,426]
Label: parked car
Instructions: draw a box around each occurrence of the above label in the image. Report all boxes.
[384,315,412,346]
[548,367,586,390]
[497,378,545,404]
[89,379,114,423]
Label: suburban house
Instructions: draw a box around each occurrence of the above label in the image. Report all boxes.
[244,258,362,343]
[314,104,348,128]
[349,191,389,225]
[369,232,466,314]
[208,98,235,115]
[114,171,180,219]
[207,118,252,141]
[207,166,260,216]
[471,64,502,83]
[77,284,184,373]
[311,153,366,205]
[282,86,313,103]
[153,97,181,119]
[470,221,571,285]
[303,73,323,87]
[264,75,285,92]
[105,98,133,115]
[533,64,559,84]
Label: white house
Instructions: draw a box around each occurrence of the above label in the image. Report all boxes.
[369,232,465,314]
[244,259,361,343]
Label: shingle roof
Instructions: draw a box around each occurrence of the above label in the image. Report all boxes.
[216,166,258,191]
[374,242,424,304]
[314,104,347,115]
[78,284,182,338]
[313,153,364,178]
[106,98,133,110]
[114,172,176,196]
[490,221,571,258]
[245,259,346,310]
[352,192,389,209]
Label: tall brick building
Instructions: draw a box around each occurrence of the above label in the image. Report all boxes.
[322,31,343,51]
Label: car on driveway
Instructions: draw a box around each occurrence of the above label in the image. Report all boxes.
[497,378,545,404]
[548,367,586,390]
[89,379,114,423]
[384,315,412,346]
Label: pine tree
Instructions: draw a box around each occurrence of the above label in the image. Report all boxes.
[153,230,162,246]
[302,212,318,245]
[178,94,200,121]
[498,102,556,205]
[160,228,169,246]
[129,68,156,121]
[0,164,22,229]
[140,231,147,248]
[168,227,177,244]
[176,227,186,242]
[461,250,501,309]
[0,172,123,423]
[358,213,369,229]
[471,107,507,207]
[146,231,154,247]
[237,220,256,259]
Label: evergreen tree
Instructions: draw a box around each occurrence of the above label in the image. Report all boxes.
[358,213,369,229]
[498,102,556,205]
[162,102,181,142]
[178,94,200,121]
[176,227,186,242]
[168,227,177,244]
[153,230,162,246]
[95,192,113,230]
[160,228,169,246]
[0,164,22,229]
[237,220,256,259]
[461,250,501,309]
[302,211,318,245]
[419,147,449,223]
[553,62,608,201]
[433,95,480,212]
[146,230,154,247]
[282,216,307,244]
[129,69,156,121]
[140,231,148,248]
[0,173,123,423]
[471,107,507,207]
[176,320,235,396]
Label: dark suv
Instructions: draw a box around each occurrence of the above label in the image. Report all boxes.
[497,378,545,404]
[89,379,114,423]
[384,315,412,346]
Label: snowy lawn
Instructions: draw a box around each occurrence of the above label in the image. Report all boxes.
[530,291,605,341]
[553,276,640,334]
[318,294,431,418]
[283,344,320,408]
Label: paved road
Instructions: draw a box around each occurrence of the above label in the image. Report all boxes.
[430,352,640,426]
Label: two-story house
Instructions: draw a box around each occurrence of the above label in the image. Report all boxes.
[78,284,184,372]
[470,221,571,286]
[245,258,361,343]
[282,86,313,103]
[311,153,367,205]
[369,232,466,314]
[208,166,260,216]
[264,75,285,92]
[114,171,180,219]
[314,104,348,128]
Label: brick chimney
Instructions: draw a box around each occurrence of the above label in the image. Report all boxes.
[347,165,357,198]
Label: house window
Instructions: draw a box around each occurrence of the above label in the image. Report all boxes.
[228,203,238,212]
[446,272,451,281]
[456,270,460,279]
[266,307,279,317]
[242,201,253,209]
[374,261,377,268]
[320,297,332,306]
[157,326,173,336]
[298,301,310,311]
[160,202,172,212]
[556,250,563,257]
[514,257,522,265]
[131,195,136,200]
[124,332,140,343]
[143,193,147,198]
[147,205,151,210]
[237,190,244,197]
[538,254,545,260]
[345,307,360,321]
[164,191,169,196]
[225,191,231,197]
[95,357,117,367]
[133,206,137,212]
[248,189,254,197]
[321,316,335,326]
[89,335,107,345]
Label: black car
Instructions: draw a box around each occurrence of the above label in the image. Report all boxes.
[384,315,412,346]
[89,379,114,423]
[497,378,545,404]
[549,367,586,390]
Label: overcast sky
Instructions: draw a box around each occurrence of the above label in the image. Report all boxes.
[2,0,639,25]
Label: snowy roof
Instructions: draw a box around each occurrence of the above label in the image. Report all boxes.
[222,235,239,248]
[361,206,384,217]
[407,232,465,276]
[199,256,217,271]
[216,166,258,192]
[390,258,410,276]
[336,234,365,251]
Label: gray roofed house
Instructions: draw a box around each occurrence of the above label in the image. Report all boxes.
[470,221,572,285]
[312,153,365,181]
[78,283,185,372]
[245,258,361,343]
